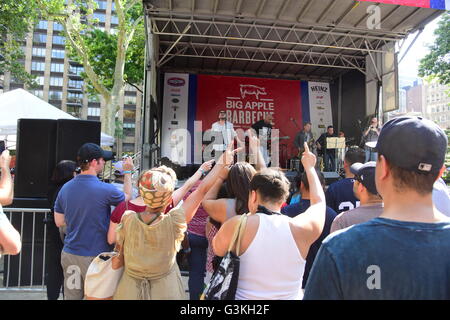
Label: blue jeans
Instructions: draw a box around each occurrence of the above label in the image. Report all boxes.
[324,152,336,172]
[187,233,208,300]
[365,148,378,162]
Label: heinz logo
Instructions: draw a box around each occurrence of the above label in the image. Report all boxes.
[310,85,328,93]
[168,77,185,87]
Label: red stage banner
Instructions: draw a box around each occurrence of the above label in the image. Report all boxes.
[196,74,303,159]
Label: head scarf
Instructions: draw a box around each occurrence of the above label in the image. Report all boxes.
[138,166,176,209]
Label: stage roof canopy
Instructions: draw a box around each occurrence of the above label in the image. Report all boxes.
[143,0,444,81]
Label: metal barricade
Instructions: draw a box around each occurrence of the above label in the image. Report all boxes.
[0,208,51,292]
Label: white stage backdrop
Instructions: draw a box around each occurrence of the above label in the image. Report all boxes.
[161,73,190,165]
[308,82,333,140]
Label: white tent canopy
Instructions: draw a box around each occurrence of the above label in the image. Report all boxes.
[0,89,114,147]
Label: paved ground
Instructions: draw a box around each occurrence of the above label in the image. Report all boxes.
[0,275,190,300]
[0,254,190,300]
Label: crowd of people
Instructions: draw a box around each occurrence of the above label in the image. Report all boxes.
[0,115,449,300]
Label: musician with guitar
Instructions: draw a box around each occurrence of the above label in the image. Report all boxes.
[316,125,337,172]
[293,122,316,172]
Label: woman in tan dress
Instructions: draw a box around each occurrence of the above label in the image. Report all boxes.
[113,146,238,300]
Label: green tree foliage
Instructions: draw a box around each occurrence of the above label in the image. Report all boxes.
[0,0,39,85]
[37,0,145,136]
[418,12,450,85]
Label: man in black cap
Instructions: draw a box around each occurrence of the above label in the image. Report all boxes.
[54,143,134,300]
[330,161,383,233]
[305,116,450,300]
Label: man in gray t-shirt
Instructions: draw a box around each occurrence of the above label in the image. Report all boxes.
[330,161,383,233]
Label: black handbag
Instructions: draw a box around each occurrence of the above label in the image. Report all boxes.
[202,213,248,300]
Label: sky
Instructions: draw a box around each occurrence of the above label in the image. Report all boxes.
[397,14,442,85]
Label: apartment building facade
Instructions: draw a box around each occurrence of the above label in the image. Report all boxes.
[1,0,142,155]
[424,81,450,129]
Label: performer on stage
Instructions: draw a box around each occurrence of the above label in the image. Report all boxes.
[251,114,274,166]
[316,125,337,172]
[211,110,238,157]
[362,117,381,162]
[294,122,314,157]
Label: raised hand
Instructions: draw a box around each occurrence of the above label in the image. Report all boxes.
[122,156,134,172]
[301,142,316,170]
[0,150,11,169]
[200,159,215,173]
[217,143,242,166]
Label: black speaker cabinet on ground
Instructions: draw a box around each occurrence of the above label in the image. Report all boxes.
[14,119,57,198]
[55,119,101,163]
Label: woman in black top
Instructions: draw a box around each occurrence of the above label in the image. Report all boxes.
[46,160,77,300]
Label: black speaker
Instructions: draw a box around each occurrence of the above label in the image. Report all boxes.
[14,119,57,198]
[323,171,341,185]
[55,119,101,163]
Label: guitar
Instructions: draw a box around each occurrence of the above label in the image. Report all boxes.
[297,138,317,158]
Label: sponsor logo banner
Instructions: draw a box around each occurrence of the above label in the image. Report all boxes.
[161,73,190,165]
[308,82,333,140]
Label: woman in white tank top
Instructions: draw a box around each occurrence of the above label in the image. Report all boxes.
[212,142,327,300]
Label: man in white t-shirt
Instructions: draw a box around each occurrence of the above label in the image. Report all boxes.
[211,110,238,158]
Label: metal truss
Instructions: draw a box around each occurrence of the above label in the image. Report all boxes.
[148,16,402,73]
[150,17,400,54]
[157,40,366,73]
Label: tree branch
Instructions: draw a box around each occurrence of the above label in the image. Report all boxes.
[125,80,143,93]
[126,15,144,45]
[124,0,141,13]
[65,17,110,98]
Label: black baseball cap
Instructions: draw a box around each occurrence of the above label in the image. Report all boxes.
[374,117,447,174]
[77,143,115,163]
[350,161,378,195]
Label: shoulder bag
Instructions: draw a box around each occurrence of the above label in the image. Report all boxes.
[201,213,248,300]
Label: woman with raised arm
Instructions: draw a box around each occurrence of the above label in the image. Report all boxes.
[113,145,239,300]
[212,142,326,300]
[107,160,215,245]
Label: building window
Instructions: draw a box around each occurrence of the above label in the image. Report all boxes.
[31,61,45,71]
[53,22,64,31]
[68,92,83,102]
[111,15,118,25]
[93,12,106,23]
[69,66,84,75]
[36,21,48,30]
[53,35,65,45]
[51,49,65,59]
[51,63,64,73]
[50,77,63,87]
[124,95,137,104]
[35,76,45,85]
[30,90,44,98]
[33,33,47,44]
[32,47,46,57]
[95,0,107,10]
[88,107,101,117]
[49,90,62,100]
[123,123,136,129]
[69,79,83,89]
